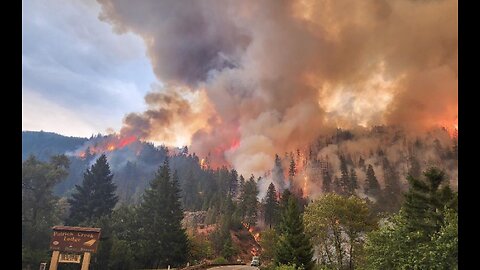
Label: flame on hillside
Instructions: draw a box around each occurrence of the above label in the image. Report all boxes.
[75,135,138,158]
[303,175,308,199]
[439,118,458,139]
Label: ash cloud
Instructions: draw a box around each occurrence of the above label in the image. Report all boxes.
[97,0,457,176]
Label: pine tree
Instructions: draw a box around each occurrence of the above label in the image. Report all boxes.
[67,154,118,225]
[273,154,286,188]
[289,158,296,182]
[364,167,457,269]
[274,197,314,270]
[403,167,455,236]
[364,164,381,198]
[264,182,279,228]
[338,155,350,195]
[348,168,358,195]
[322,169,332,193]
[240,175,259,227]
[237,174,246,200]
[136,157,189,268]
[279,189,293,217]
[382,157,402,212]
[333,176,343,195]
[229,169,238,197]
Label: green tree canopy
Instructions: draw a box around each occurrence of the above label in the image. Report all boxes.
[67,154,118,225]
[22,155,70,268]
[274,197,314,270]
[264,182,279,228]
[303,194,375,270]
[364,164,381,198]
[363,167,457,269]
[136,157,189,268]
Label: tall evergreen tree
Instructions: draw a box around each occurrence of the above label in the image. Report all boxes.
[322,169,332,193]
[264,182,279,228]
[382,157,402,212]
[136,157,189,268]
[403,167,455,235]
[274,197,314,270]
[273,154,286,187]
[229,169,238,197]
[364,167,457,269]
[339,155,349,194]
[240,175,259,227]
[67,154,118,225]
[333,176,343,195]
[348,168,358,195]
[279,189,293,217]
[237,174,246,200]
[364,165,381,198]
[288,158,296,182]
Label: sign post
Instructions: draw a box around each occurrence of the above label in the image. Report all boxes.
[48,226,101,270]
[81,252,92,270]
[48,251,59,270]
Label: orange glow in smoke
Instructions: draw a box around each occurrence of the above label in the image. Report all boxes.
[439,118,458,138]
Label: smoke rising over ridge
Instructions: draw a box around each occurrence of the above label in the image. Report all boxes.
[96,0,457,176]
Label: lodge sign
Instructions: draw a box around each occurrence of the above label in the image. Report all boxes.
[49,226,101,253]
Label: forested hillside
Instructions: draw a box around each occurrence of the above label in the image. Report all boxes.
[22,127,458,269]
[22,131,87,161]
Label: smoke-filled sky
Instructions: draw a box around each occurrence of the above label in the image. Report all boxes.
[22,0,457,176]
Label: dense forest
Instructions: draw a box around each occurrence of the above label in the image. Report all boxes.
[22,126,458,269]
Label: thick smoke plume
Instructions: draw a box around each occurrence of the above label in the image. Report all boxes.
[97,0,457,176]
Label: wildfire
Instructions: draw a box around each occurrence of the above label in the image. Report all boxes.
[254,233,260,242]
[77,135,138,158]
[200,158,207,169]
[438,118,458,139]
[302,175,308,199]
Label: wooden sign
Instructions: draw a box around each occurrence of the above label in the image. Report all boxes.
[58,253,82,263]
[50,226,101,253]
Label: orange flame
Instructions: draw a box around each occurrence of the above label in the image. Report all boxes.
[200,158,207,169]
[76,135,138,158]
[438,118,458,139]
[302,175,308,198]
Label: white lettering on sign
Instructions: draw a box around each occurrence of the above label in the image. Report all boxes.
[58,253,81,264]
